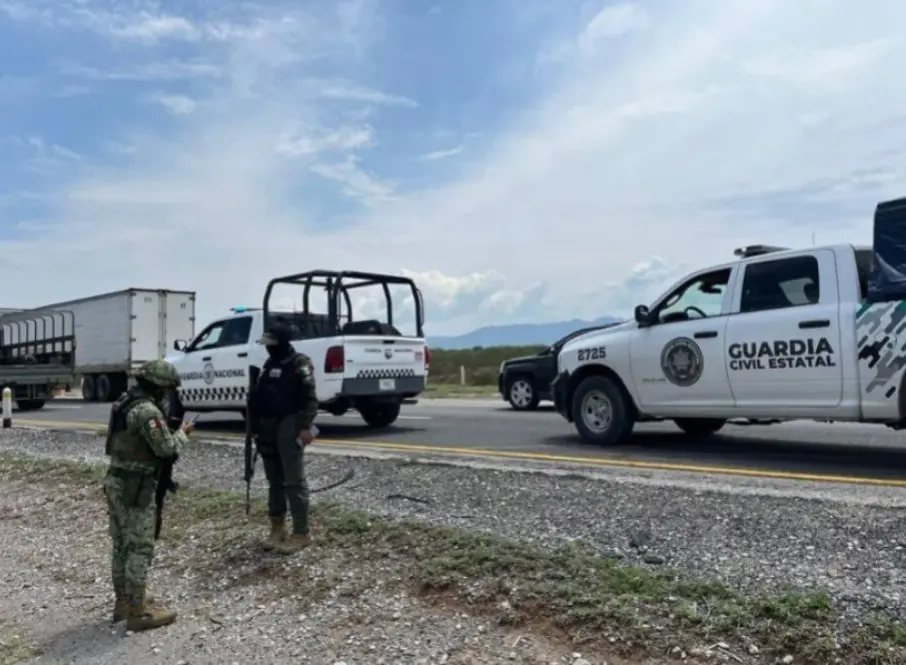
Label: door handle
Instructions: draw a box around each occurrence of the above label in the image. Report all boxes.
[693,331,718,339]
[237,352,248,358]
[202,356,212,361]
[798,319,830,329]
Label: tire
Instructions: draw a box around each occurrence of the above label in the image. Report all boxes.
[571,375,634,446]
[95,374,112,402]
[81,375,96,402]
[506,375,540,411]
[359,400,402,428]
[16,400,45,411]
[674,418,726,437]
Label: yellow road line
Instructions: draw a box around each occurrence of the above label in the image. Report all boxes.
[12,418,906,487]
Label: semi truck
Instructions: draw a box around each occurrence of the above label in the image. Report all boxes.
[31,289,196,402]
[0,308,77,410]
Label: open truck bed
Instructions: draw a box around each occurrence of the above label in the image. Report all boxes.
[0,308,77,410]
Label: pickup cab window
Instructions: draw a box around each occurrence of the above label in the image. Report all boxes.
[655,268,732,324]
[219,316,253,347]
[740,255,820,313]
[186,320,228,352]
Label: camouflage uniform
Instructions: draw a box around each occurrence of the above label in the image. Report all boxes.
[104,359,189,631]
[253,327,319,555]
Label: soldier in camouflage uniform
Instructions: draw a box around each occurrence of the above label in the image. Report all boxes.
[251,324,319,554]
[104,359,194,631]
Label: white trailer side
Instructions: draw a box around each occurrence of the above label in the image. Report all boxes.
[34,288,196,402]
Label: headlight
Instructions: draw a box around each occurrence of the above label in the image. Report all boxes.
[499,361,505,373]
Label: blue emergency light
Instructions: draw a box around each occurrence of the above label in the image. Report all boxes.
[231,306,249,313]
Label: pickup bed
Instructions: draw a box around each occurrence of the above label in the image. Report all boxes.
[552,197,906,445]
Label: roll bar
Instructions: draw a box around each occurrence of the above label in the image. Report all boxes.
[262,270,425,337]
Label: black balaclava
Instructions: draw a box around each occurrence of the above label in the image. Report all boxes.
[266,326,293,362]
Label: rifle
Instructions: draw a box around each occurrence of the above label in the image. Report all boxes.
[244,365,261,515]
[154,391,185,540]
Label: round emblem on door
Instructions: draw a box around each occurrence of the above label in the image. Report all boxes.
[660,337,704,387]
[202,362,215,385]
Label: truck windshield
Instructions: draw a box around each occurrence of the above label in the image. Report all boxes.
[263,270,425,340]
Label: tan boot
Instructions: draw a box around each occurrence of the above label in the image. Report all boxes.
[274,532,311,555]
[124,585,176,632]
[261,517,288,551]
[113,582,155,622]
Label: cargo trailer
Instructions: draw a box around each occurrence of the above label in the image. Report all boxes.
[33,289,196,402]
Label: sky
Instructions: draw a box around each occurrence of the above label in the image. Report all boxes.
[1,0,904,336]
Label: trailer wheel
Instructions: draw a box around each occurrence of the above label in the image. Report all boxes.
[81,375,96,402]
[95,374,112,402]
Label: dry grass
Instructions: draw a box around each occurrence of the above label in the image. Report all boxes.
[2,452,905,665]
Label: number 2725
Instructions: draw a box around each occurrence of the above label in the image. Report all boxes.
[577,347,606,361]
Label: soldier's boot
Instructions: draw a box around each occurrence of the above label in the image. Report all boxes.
[261,516,288,551]
[124,585,176,632]
[113,582,156,622]
[275,532,311,555]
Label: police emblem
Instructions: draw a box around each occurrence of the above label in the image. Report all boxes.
[202,362,215,385]
[660,337,704,387]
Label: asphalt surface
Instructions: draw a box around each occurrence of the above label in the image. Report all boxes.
[15,397,906,484]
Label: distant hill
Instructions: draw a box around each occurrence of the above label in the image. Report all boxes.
[427,316,623,349]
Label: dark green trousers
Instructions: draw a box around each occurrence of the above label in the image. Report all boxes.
[256,414,310,534]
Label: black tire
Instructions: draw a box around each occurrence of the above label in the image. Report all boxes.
[95,374,112,402]
[506,375,540,411]
[81,375,96,402]
[571,375,634,446]
[359,400,402,428]
[16,400,45,411]
[674,418,726,437]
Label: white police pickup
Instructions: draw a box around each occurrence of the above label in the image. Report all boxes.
[166,270,429,428]
[551,197,906,445]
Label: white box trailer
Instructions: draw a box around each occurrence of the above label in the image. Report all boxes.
[35,288,196,402]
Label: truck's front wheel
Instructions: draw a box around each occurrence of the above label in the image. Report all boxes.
[673,418,726,437]
[359,400,402,428]
[571,375,634,446]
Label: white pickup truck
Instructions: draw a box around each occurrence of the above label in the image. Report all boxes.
[552,196,906,445]
[166,270,429,428]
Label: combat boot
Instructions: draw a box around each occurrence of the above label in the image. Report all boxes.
[113,580,155,622]
[125,585,176,632]
[261,516,288,551]
[275,532,311,555]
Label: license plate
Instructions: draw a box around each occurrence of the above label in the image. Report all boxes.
[379,378,396,391]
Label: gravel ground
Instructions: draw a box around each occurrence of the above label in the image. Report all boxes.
[1,426,906,664]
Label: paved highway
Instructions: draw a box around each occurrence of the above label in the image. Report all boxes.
[14,397,906,485]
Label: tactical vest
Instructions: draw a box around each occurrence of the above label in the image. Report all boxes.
[105,391,161,463]
[255,353,305,418]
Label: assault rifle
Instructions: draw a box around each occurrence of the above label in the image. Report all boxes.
[154,391,184,540]
[244,365,261,515]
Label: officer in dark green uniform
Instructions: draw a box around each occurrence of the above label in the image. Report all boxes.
[251,324,320,554]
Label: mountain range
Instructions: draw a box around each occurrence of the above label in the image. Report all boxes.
[427,316,624,349]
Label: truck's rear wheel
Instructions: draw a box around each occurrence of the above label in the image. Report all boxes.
[81,375,95,402]
[359,400,401,428]
[571,375,634,446]
[95,374,112,402]
[674,418,726,437]
[16,400,45,411]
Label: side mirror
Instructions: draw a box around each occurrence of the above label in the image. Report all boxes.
[634,305,652,327]
[173,339,187,351]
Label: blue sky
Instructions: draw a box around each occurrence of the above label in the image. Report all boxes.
[1,0,905,334]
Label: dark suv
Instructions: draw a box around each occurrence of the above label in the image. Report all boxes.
[497,325,615,411]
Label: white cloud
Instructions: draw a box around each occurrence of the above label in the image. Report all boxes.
[1,0,905,336]
[145,92,196,115]
[418,145,464,162]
